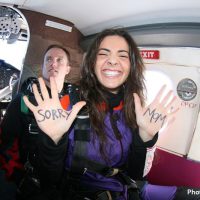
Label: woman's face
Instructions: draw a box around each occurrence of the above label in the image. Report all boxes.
[94,35,131,93]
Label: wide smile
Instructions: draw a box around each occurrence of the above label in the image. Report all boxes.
[102,69,121,77]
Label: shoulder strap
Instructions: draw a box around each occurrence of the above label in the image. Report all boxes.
[21,95,29,114]
[20,77,39,95]
[20,77,39,114]
[67,84,91,173]
[69,88,121,178]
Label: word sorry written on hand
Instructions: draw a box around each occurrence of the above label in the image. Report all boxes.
[37,108,71,122]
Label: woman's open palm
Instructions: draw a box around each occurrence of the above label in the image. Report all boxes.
[23,77,86,143]
[134,85,179,140]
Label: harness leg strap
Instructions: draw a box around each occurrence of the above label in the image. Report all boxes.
[96,191,112,200]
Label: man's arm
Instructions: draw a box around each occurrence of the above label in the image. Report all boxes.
[36,132,68,185]
[0,94,24,183]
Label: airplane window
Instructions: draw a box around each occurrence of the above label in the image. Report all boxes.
[0,5,30,120]
[0,40,28,71]
[144,69,173,105]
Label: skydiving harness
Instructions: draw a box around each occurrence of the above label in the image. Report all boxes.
[20,78,141,200]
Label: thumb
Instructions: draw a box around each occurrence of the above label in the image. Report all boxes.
[66,101,86,124]
[133,93,142,114]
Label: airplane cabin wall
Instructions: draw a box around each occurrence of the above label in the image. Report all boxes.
[141,47,200,187]
[141,47,200,159]
[19,9,84,85]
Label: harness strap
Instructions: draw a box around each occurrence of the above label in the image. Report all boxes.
[70,114,122,177]
[71,116,90,174]
[96,191,113,200]
[21,95,29,114]
[63,87,143,199]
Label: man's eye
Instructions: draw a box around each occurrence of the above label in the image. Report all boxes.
[57,58,64,63]
[46,57,52,62]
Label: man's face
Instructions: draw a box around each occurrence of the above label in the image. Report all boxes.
[42,47,70,82]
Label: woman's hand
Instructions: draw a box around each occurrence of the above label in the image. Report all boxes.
[23,77,86,144]
[134,85,179,142]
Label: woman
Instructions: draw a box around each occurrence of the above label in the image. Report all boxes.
[23,28,184,200]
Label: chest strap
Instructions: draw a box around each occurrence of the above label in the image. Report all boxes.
[70,111,121,178]
[71,115,91,174]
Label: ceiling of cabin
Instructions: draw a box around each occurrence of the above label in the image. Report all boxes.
[1,0,200,36]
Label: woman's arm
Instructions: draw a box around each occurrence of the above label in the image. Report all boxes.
[127,85,179,180]
[126,128,158,180]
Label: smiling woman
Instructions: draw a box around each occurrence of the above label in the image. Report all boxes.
[95,36,131,93]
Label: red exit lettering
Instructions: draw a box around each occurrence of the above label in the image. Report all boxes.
[140,50,160,59]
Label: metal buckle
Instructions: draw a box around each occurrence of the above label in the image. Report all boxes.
[96,191,113,200]
[106,191,112,200]
[83,167,87,174]
[28,124,39,134]
[109,168,119,176]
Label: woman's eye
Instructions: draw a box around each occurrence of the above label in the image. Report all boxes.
[98,53,108,56]
[119,55,128,58]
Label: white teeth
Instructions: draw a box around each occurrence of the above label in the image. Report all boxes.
[103,71,120,76]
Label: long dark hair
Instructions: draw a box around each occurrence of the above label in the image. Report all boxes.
[80,28,145,161]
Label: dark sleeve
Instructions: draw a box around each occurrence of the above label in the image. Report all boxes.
[0,94,24,182]
[126,128,158,180]
[36,131,68,185]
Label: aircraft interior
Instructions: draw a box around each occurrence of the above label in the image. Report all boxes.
[1,1,200,199]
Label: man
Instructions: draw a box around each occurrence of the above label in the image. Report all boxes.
[0,44,72,200]
[42,45,71,93]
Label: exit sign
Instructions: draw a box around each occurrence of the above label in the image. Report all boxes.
[140,50,160,59]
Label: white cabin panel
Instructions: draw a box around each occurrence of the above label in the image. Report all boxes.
[141,47,200,160]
